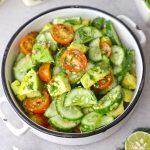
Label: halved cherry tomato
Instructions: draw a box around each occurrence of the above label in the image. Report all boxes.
[61,49,87,72]
[20,32,38,55]
[73,126,81,133]
[47,125,56,131]
[30,114,49,128]
[100,42,112,57]
[98,73,113,90]
[51,24,74,45]
[23,91,50,114]
[38,63,51,83]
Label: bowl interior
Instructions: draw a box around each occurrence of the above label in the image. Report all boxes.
[2,6,144,137]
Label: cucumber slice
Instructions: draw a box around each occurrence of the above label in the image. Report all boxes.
[93,85,123,114]
[49,115,80,131]
[13,55,34,81]
[56,94,83,120]
[88,38,102,62]
[113,65,123,75]
[107,101,124,118]
[100,116,114,126]
[105,20,122,46]
[110,46,125,66]
[64,88,97,107]
[52,66,65,76]
[82,107,94,115]
[44,99,58,118]
[75,26,102,44]
[66,70,85,85]
[15,53,25,62]
[80,112,102,132]
[88,47,102,62]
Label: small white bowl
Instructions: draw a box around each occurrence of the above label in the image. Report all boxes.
[135,0,150,26]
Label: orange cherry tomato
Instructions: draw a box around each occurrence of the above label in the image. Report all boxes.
[20,32,38,55]
[23,91,50,114]
[61,49,87,72]
[47,125,56,131]
[51,24,74,45]
[30,114,49,128]
[100,42,112,57]
[38,63,51,83]
[73,126,81,133]
[98,73,113,90]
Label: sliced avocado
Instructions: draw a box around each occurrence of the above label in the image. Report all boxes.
[107,101,124,118]
[40,23,52,32]
[47,73,71,97]
[68,42,88,53]
[80,63,110,88]
[20,69,43,98]
[100,36,112,46]
[123,88,134,103]
[36,30,58,52]
[82,19,91,26]
[11,80,26,101]
[32,43,54,64]
[122,72,137,90]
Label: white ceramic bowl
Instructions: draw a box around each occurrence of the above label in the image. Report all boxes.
[135,0,150,26]
[0,6,146,145]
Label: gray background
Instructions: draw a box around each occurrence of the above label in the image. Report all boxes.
[0,0,150,149]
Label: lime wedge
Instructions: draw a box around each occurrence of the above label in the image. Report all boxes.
[125,131,150,150]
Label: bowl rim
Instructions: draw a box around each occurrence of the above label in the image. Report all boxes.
[1,5,145,138]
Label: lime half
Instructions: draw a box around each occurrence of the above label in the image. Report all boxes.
[125,131,150,150]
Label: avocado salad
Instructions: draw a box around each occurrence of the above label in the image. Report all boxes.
[11,16,137,133]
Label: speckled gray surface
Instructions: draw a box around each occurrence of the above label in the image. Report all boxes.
[0,0,150,150]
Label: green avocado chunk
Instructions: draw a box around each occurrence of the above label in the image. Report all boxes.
[32,43,54,64]
[20,69,43,98]
[123,88,134,103]
[36,29,58,52]
[47,73,71,97]
[122,72,137,90]
[68,41,88,53]
[80,63,110,89]
[11,80,26,101]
